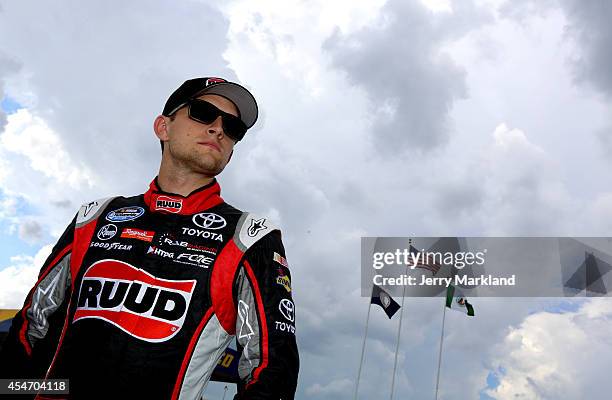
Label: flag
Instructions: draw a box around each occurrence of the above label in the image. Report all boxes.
[371,285,401,319]
[445,285,474,316]
[211,347,239,383]
[410,245,442,275]
[565,251,611,295]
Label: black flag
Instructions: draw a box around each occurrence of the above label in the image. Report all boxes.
[371,285,401,319]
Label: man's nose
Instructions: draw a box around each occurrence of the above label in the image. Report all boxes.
[207,116,224,137]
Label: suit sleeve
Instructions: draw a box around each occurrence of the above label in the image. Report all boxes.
[0,216,76,379]
[233,230,299,399]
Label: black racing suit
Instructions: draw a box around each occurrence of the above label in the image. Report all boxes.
[0,178,299,399]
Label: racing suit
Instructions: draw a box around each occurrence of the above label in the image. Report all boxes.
[0,178,299,399]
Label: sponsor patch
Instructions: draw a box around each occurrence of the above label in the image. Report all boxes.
[147,246,174,259]
[247,217,267,237]
[192,213,227,230]
[154,195,182,213]
[206,77,226,86]
[157,233,218,255]
[90,242,133,251]
[276,274,291,293]
[147,246,214,268]
[106,206,145,222]
[121,228,155,242]
[97,224,118,241]
[275,321,295,334]
[181,227,224,242]
[273,252,289,268]
[73,259,196,342]
[279,299,295,322]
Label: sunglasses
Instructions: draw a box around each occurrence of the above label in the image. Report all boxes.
[175,99,248,142]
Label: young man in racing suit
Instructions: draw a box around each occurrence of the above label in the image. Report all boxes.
[0,77,299,399]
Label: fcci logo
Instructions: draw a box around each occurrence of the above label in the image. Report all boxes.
[73,260,196,342]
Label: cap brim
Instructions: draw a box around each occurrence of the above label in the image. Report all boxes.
[195,82,258,128]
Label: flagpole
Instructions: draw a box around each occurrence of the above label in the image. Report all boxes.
[434,299,447,400]
[390,239,411,400]
[353,297,372,400]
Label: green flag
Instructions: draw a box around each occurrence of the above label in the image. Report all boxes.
[445,285,474,316]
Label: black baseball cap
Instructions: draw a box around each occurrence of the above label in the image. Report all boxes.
[162,77,258,129]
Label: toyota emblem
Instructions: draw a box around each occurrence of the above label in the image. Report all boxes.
[279,299,295,322]
[192,213,227,230]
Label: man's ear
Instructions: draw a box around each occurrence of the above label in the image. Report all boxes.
[154,115,170,142]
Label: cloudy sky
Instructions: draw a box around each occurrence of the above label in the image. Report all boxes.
[1,0,611,399]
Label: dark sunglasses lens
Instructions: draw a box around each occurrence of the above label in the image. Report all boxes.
[222,117,247,142]
[188,100,218,124]
[189,100,247,141]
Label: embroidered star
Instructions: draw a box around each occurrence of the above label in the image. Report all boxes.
[83,201,98,218]
[31,267,64,332]
[247,218,267,237]
[237,300,255,365]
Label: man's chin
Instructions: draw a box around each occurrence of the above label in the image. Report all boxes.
[193,161,226,177]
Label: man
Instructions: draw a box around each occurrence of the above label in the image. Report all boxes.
[0,77,299,399]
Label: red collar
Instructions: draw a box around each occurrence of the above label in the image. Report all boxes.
[143,178,224,215]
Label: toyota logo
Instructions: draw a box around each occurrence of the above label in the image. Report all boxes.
[279,299,295,322]
[192,213,227,230]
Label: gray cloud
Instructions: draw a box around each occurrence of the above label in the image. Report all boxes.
[501,0,612,98]
[18,219,43,243]
[501,0,612,165]
[597,122,612,161]
[323,0,491,154]
[0,1,232,196]
[559,0,612,98]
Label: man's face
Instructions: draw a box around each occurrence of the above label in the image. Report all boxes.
[160,94,238,176]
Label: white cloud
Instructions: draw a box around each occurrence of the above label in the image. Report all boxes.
[0,109,99,239]
[1,109,94,188]
[493,123,543,150]
[0,245,52,308]
[485,299,612,400]
[420,0,453,13]
[306,378,353,396]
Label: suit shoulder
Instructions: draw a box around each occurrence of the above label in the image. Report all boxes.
[76,196,118,226]
[76,194,143,227]
[233,212,281,252]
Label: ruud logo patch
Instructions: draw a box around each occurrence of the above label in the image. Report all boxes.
[73,260,196,342]
[154,195,183,213]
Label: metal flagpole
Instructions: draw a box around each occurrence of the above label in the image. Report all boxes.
[353,297,373,400]
[389,257,410,400]
[434,299,447,400]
